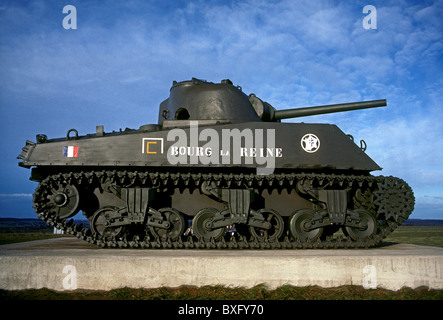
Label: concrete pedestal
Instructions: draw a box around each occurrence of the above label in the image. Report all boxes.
[1,237,442,291]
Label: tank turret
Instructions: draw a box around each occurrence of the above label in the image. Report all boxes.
[158,78,260,126]
[158,78,386,125]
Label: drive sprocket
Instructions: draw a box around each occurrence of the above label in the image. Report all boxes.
[374,176,415,223]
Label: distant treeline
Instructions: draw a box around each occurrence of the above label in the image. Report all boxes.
[402,219,443,226]
[0,218,89,233]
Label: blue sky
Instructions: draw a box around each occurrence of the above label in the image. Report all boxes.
[0,0,442,219]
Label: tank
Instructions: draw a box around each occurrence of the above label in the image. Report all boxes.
[17,78,415,249]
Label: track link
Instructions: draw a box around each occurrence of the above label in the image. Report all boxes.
[32,170,414,249]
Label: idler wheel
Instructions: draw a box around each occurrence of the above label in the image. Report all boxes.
[249,208,284,241]
[90,206,123,238]
[150,207,185,241]
[344,209,377,240]
[192,207,226,241]
[289,209,323,241]
[49,184,80,219]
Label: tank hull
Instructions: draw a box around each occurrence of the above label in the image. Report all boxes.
[19,121,380,173]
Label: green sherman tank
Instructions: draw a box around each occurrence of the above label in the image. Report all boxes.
[18,78,414,249]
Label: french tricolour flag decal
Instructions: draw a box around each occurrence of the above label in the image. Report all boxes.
[63,146,79,158]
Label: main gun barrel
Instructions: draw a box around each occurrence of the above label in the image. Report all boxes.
[272,99,387,121]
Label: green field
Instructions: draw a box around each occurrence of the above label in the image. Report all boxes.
[383,226,443,248]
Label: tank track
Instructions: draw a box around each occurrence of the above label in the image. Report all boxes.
[32,170,414,249]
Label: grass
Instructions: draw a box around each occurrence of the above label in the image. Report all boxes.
[1,284,443,300]
[0,233,69,245]
[383,226,443,248]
